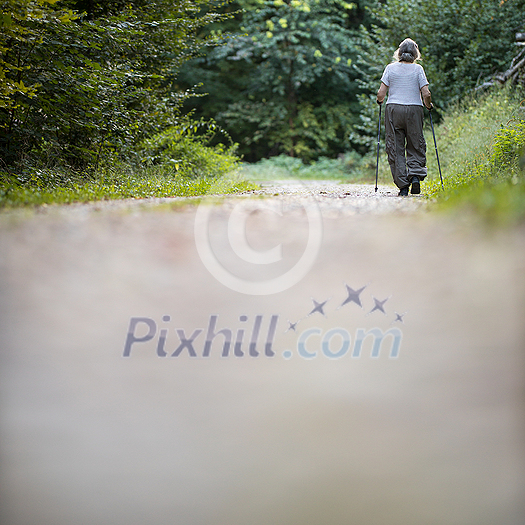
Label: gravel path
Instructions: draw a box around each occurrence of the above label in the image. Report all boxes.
[253,180,427,214]
[0,181,524,525]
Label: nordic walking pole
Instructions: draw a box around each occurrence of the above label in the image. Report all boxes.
[428,105,444,190]
[375,102,382,192]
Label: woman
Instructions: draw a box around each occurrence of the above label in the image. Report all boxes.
[377,38,432,196]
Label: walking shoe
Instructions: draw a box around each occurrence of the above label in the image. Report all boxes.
[410,176,420,194]
[398,186,409,196]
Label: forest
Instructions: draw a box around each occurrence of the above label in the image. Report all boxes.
[0,0,524,208]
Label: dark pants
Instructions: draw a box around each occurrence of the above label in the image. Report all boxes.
[385,104,427,189]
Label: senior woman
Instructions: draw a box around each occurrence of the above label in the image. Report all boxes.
[377,38,432,196]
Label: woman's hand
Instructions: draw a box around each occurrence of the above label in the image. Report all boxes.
[421,85,432,109]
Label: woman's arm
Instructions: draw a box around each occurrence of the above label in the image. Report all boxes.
[377,82,388,104]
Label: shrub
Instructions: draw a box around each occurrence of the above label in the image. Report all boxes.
[424,87,525,225]
[492,118,525,172]
[141,119,239,179]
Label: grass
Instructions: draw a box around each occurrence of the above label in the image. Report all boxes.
[0,165,258,208]
[1,131,258,208]
[4,86,523,220]
[240,152,376,182]
[421,86,525,225]
[240,86,525,227]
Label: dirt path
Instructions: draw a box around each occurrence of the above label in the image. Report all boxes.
[1,181,524,525]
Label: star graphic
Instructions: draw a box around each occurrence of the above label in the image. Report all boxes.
[393,312,406,324]
[340,284,367,308]
[368,296,389,315]
[309,298,328,316]
[286,320,299,332]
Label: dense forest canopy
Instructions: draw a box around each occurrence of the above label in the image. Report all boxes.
[1,0,524,174]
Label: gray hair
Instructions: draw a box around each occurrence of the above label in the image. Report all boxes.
[393,38,421,63]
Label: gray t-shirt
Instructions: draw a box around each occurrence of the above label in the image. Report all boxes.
[380,62,429,106]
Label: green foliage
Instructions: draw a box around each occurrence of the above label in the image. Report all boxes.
[422,87,521,186]
[492,119,525,171]
[423,87,525,225]
[0,0,236,173]
[0,105,245,207]
[180,0,369,161]
[240,150,374,180]
[354,0,525,146]
[427,175,525,226]
[141,118,240,178]
[0,0,75,110]
[3,0,524,208]
[180,0,524,161]
[0,166,256,207]
[61,0,148,19]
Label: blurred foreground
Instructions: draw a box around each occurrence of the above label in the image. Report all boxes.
[1,183,524,525]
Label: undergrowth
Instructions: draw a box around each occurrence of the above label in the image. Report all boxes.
[0,122,259,207]
[0,166,256,208]
[240,152,376,181]
[423,86,525,225]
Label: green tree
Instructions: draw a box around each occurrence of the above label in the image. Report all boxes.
[0,0,234,172]
[180,0,369,161]
[0,0,68,110]
[62,0,147,18]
